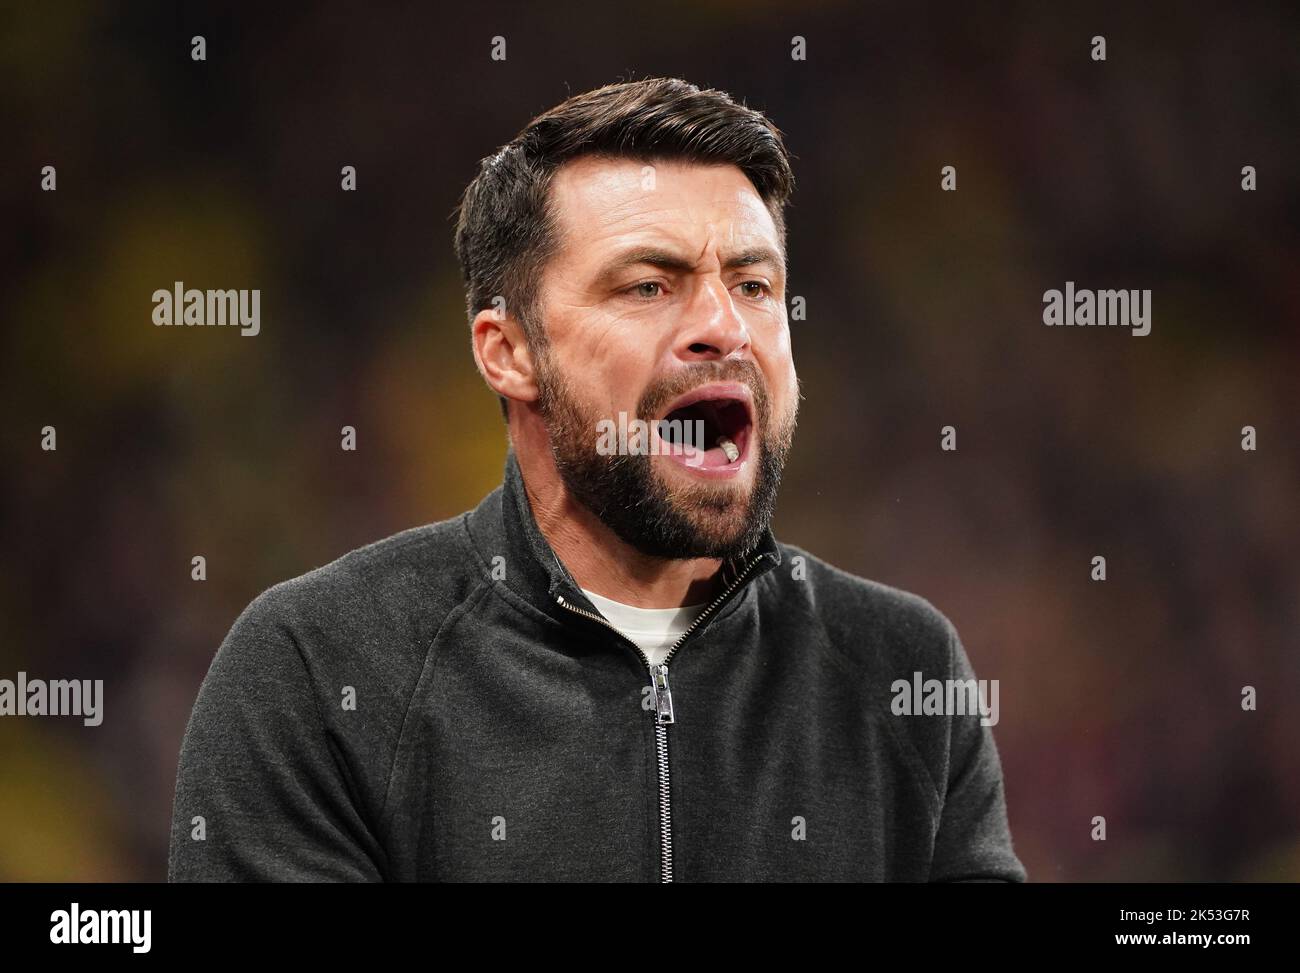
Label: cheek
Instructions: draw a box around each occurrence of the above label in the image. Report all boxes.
[601,342,659,399]
[757,326,797,409]
[565,337,655,415]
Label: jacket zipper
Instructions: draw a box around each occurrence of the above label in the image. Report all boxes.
[555,552,766,883]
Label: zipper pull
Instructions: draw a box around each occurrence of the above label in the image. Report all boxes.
[651,664,675,725]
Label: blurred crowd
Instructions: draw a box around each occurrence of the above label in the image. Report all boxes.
[1,1,1296,880]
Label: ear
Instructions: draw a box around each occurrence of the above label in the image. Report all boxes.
[471,305,540,406]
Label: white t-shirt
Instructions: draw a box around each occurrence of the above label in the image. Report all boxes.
[580,588,706,667]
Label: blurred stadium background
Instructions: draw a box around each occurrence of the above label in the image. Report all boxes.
[1,1,1297,880]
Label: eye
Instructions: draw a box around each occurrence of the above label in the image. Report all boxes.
[738,280,771,299]
[625,281,664,300]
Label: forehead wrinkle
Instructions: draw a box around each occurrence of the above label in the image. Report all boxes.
[595,177,764,228]
[555,167,784,283]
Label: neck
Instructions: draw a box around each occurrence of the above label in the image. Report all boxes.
[512,418,722,609]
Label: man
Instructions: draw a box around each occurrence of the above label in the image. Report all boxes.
[168,77,1026,882]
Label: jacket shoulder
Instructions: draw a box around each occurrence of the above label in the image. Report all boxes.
[172,518,483,881]
[767,541,959,680]
[216,515,489,718]
[256,516,482,624]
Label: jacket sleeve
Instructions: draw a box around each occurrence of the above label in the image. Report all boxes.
[928,620,1027,882]
[167,588,386,881]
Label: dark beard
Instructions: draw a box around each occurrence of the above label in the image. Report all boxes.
[536,355,796,560]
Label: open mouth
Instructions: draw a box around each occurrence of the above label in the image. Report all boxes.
[652,382,754,476]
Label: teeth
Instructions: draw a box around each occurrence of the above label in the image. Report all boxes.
[717,436,739,462]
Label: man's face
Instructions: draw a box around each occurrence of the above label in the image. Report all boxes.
[530,156,799,560]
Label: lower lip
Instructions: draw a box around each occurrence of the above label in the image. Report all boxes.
[655,423,752,479]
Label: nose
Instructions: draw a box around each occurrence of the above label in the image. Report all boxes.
[673,276,751,362]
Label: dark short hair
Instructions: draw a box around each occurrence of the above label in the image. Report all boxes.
[451,77,796,418]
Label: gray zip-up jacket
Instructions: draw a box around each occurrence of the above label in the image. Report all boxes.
[168,450,1026,882]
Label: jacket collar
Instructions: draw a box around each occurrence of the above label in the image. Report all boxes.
[466,448,782,625]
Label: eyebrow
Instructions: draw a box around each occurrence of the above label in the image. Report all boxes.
[592,245,785,288]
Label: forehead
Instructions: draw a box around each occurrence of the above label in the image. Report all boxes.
[546,156,780,263]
